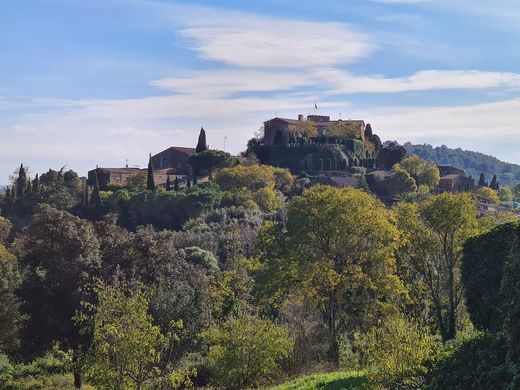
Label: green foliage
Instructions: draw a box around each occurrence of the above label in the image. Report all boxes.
[201,314,294,389]
[477,186,499,203]
[265,370,369,390]
[16,204,101,359]
[189,149,235,176]
[396,155,440,191]
[147,154,155,191]
[462,221,520,331]
[405,143,520,187]
[258,185,405,362]
[357,313,438,389]
[0,348,94,390]
[103,184,223,231]
[0,245,22,353]
[86,284,184,390]
[376,142,406,170]
[126,171,147,191]
[499,187,513,202]
[387,167,417,196]
[196,127,208,153]
[427,332,511,390]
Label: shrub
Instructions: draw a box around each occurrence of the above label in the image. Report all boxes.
[427,332,511,390]
[357,313,437,389]
[201,315,294,389]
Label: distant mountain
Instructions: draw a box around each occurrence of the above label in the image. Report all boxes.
[404,143,520,188]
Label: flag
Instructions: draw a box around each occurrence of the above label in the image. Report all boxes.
[314,101,318,110]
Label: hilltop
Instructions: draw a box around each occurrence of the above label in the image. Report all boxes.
[404,143,520,187]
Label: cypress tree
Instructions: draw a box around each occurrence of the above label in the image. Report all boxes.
[479,173,486,187]
[174,177,179,191]
[90,171,102,207]
[26,179,32,194]
[15,163,27,199]
[3,186,11,203]
[32,174,40,194]
[83,183,90,207]
[147,153,155,191]
[490,175,499,190]
[165,176,172,191]
[196,127,208,153]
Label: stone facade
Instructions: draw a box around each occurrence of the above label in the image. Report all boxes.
[151,146,196,174]
[263,115,366,146]
[438,173,475,193]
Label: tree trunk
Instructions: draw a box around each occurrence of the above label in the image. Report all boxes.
[73,369,82,389]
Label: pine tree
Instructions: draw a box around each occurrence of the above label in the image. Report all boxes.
[490,175,499,190]
[479,173,486,187]
[174,177,179,191]
[32,174,40,194]
[196,127,208,153]
[147,154,155,191]
[165,176,172,191]
[15,163,27,199]
[90,171,103,207]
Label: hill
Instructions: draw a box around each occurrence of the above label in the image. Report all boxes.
[264,371,368,390]
[404,143,520,187]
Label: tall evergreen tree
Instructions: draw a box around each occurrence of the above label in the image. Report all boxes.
[479,173,486,187]
[147,154,155,191]
[84,184,90,207]
[26,179,32,194]
[174,177,179,191]
[90,171,102,207]
[15,163,27,199]
[196,127,208,153]
[32,174,40,194]
[165,176,172,191]
[490,175,499,190]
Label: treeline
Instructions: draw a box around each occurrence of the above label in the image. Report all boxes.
[404,142,520,187]
[1,160,520,389]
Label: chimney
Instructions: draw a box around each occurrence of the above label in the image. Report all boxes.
[298,114,304,121]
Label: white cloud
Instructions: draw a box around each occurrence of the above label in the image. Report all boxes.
[320,69,520,94]
[179,16,374,68]
[151,70,313,97]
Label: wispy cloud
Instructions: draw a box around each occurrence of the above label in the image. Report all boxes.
[321,69,520,94]
[178,13,374,68]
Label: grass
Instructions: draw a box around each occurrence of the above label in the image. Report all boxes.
[264,371,370,390]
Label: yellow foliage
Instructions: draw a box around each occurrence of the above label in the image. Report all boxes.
[214,164,293,193]
[476,186,500,204]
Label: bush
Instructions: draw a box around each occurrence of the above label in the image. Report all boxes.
[357,313,437,389]
[427,332,511,390]
[201,315,294,389]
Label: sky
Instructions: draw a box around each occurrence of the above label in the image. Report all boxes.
[1,0,519,182]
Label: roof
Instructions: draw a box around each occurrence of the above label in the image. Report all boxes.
[440,174,467,180]
[265,117,365,128]
[94,167,143,174]
[161,146,196,155]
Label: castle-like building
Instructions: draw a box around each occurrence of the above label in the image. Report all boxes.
[263,115,367,146]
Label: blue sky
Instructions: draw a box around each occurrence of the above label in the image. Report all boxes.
[1,0,519,182]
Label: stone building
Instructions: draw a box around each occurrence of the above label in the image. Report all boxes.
[438,173,475,193]
[151,146,196,174]
[263,114,366,146]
